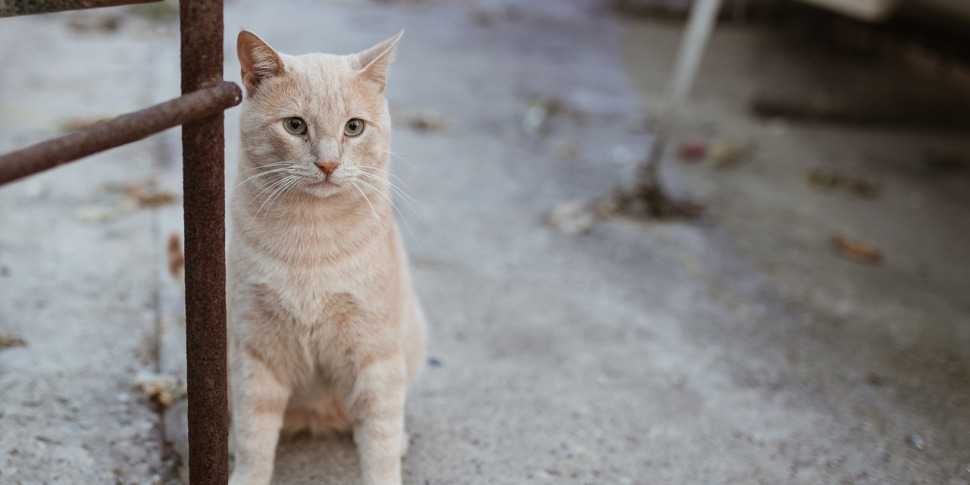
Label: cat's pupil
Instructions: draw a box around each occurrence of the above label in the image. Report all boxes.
[290,119,301,129]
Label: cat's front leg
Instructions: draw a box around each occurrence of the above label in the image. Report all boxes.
[350,354,407,485]
[228,351,291,485]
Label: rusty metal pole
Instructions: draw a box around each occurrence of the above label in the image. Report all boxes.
[180,0,229,484]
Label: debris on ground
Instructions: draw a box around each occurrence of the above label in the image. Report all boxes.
[831,234,883,264]
[0,331,27,351]
[677,139,753,167]
[549,200,595,234]
[710,140,754,168]
[521,96,588,138]
[102,178,182,208]
[395,109,448,132]
[135,371,186,408]
[679,140,707,161]
[906,433,926,451]
[76,203,134,223]
[77,178,182,222]
[127,187,181,207]
[522,98,562,137]
[595,198,619,218]
[807,169,882,198]
[613,159,705,219]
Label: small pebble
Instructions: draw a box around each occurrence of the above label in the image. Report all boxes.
[905,433,926,451]
[548,201,594,235]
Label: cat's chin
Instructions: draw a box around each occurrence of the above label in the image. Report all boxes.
[303,180,347,199]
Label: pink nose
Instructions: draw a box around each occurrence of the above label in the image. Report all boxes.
[316,161,339,177]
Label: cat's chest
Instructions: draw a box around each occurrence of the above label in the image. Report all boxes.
[262,264,370,326]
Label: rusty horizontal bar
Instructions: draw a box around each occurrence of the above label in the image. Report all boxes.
[0,81,241,186]
[0,0,159,17]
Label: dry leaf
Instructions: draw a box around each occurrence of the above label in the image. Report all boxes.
[0,331,27,351]
[135,372,185,408]
[807,169,881,198]
[832,234,883,263]
[549,200,594,235]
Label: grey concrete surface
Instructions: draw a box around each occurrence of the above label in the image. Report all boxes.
[0,9,180,484]
[1,1,969,484]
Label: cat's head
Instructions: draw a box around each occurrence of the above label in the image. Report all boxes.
[236,30,401,201]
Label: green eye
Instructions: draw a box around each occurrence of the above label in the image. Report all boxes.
[283,117,307,135]
[344,118,365,137]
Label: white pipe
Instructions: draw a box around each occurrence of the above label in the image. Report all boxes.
[646,0,723,167]
[662,0,723,133]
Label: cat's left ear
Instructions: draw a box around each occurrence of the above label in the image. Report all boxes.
[355,31,403,93]
[238,30,285,96]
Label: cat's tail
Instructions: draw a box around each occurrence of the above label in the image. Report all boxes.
[167,232,185,292]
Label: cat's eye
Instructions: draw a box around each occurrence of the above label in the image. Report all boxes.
[344,118,365,137]
[283,117,307,136]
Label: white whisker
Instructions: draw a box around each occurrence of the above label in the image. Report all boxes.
[355,170,430,225]
[249,174,291,206]
[355,176,416,240]
[358,164,423,200]
[255,175,300,216]
[377,149,417,169]
[237,162,291,175]
[351,180,380,224]
[234,166,293,189]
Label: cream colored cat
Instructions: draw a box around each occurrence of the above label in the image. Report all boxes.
[227,30,426,485]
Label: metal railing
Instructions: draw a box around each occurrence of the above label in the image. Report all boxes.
[0,1,237,483]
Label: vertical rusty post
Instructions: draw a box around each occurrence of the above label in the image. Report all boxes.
[180,0,229,484]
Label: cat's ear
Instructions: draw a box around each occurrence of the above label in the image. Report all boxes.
[355,31,403,93]
[237,30,285,95]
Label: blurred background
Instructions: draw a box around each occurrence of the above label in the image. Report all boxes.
[0,0,968,483]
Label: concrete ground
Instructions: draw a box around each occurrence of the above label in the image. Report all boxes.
[1,1,968,484]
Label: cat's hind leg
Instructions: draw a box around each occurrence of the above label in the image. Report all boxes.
[228,351,291,485]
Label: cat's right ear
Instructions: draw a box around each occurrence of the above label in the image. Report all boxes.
[237,30,284,96]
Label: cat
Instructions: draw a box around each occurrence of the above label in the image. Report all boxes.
[227,30,427,485]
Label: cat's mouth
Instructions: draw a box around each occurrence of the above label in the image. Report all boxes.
[309,178,340,188]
